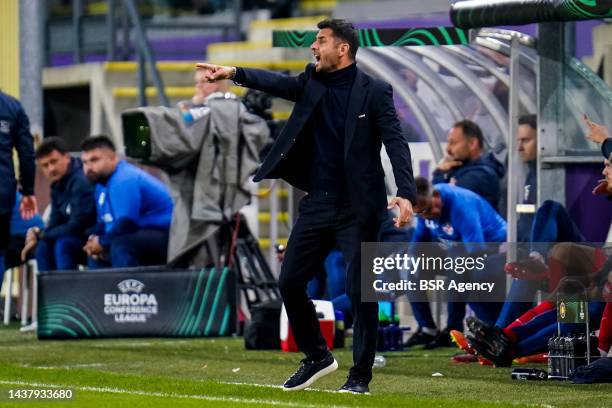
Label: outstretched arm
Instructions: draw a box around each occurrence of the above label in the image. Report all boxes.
[195,62,308,102]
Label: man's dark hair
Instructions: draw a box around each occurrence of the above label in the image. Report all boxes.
[80,135,116,152]
[452,119,484,149]
[518,114,537,130]
[35,137,68,159]
[317,18,359,61]
[415,176,431,198]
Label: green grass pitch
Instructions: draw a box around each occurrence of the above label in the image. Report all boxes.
[0,325,609,407]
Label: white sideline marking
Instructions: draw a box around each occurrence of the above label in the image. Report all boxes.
[31,363,106,370]
[0,380,346,407]
[221,381,349,395]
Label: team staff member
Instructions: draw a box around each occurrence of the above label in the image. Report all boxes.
[0,91,37,262]
[80,135,173,268]
[21,137,96,270]
[197,18,417,394]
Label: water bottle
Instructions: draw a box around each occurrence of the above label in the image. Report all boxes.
[567,334,577,377]
[373,354,386,368]
[182,106,210,124]
[511,368,548,381]
[547,336,556,376]
[553,336,563,377]
[560,336,570,378]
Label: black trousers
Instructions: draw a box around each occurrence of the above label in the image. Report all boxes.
[279,191,381,382]
[0,212,10,253]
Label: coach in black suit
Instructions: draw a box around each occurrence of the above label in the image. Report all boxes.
[198,19,416,394]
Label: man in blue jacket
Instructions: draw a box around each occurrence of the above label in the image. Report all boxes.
[80,135,173,268]
[0,91,37,265]
[432,119,504,209]
[197,18,416,393]
[407,178,507,349]
[21,137,96,271]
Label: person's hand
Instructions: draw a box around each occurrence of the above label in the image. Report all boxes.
[436,156,462,172]
[83,235,103,258]
[583,114,610,144]
[195,63,236,82]
[387,197,414,228]
[20,227,39,261]
[19,195,37,220]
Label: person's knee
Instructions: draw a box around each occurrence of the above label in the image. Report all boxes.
[278,267,305,296]
[35,239,50,257]
[549,242,575,261]
[54,236,79,255]
[108,237,135,267]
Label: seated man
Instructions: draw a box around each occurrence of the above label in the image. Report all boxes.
[80,135,173,268]
[21,137,96,271]
[494,115,610,328]
[458,161,612,366]
[464,251,608,367]
[406,177,507,349]
[432,119,504,209]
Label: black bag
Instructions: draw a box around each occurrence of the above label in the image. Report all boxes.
[244,300,282,350]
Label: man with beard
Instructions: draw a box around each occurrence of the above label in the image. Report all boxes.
[196,18,416,394]
[80,135,173,268]
[432,119,504,209]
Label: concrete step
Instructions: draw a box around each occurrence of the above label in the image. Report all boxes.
[298,0,338,15]
[257,221,291,238]
[103,59,310,90]
[111,85,246,98]
[104,61,205,87]
[258,211,289,223]
[258,237,288,250]
[257,188,290,199]
[207,41,311,63]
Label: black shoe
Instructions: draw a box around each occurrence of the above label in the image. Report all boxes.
[403,327,437,348]
[339,376,370,394]
[466,334,513,367]
[466,316,494,339]
[466,317,510,349]
[283,353,338,391]
[424,328,454,349]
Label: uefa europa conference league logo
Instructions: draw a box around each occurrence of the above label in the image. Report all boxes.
[103,279,159,323]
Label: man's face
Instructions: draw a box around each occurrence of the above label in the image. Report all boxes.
[446,127,474,162]
[311,28,347,72]
[82,147,118,183]
[517,124,537,162]
[193,69,219,105]
[416,192,443,220]
[603,158,612,192]
[37,150,71,183]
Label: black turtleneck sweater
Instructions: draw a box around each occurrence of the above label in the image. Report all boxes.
[310,63,357,194]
